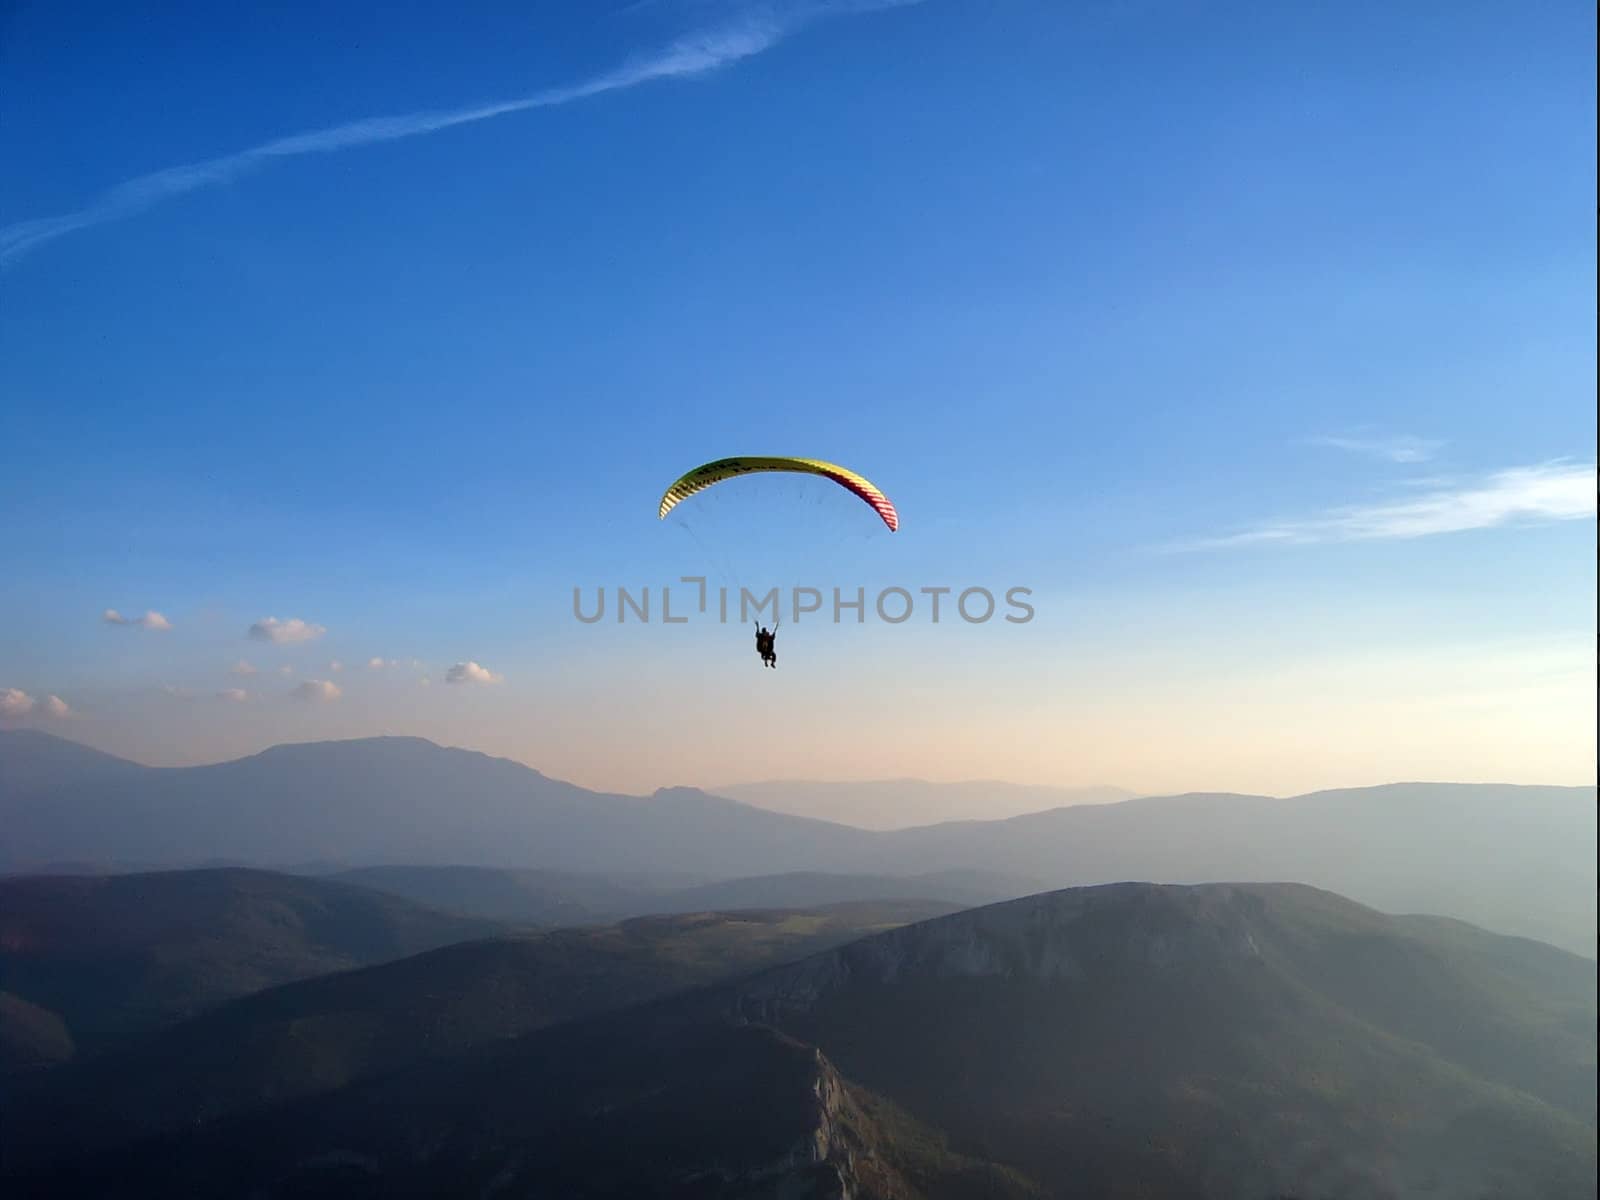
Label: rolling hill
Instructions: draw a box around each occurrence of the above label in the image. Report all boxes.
[0,868,504,1057]
[330,864,1046,924]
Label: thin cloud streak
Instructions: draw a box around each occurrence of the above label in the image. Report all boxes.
[0,1,919,267]
[1171,461,1597,551]
[1308,434,1443,463]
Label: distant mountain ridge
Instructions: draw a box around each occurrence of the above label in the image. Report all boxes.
[711,777,1136,829]
[0,733,869,876]
[329,865,1048,925]
[3,731,1594,955]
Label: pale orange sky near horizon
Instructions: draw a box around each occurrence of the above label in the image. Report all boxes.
[22,625,1596,803]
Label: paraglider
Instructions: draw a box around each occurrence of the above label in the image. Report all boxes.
[657,456,899,532]
[659,455,896,669]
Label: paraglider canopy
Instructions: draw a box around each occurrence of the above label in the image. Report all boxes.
[658,456,899,531]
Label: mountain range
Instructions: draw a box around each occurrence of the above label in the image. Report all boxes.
[4,730,1593,955]
[6,881,1593,1198]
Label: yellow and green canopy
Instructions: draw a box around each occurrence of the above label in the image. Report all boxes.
[658,457,898,531]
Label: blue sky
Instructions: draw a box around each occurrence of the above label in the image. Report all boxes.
[2,0,1594,795]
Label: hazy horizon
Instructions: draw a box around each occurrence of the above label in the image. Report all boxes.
[6,727,1594,807]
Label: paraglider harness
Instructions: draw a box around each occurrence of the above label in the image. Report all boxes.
[754,619,778,668]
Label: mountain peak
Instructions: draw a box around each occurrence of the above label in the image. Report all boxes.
[732,882,1319,1020]
[236,736,549,778]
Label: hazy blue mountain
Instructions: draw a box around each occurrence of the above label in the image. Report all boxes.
[0,868,504,1056]
[0,729,144,799]
[877,783,1599,955]
[0,732,869,877]
[4,732,1594,955]
[711,777,1136,829]
[7,883,1592,1199]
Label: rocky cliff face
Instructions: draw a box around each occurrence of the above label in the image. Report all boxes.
[731,882,1270,1024]
[654,1046,859,1200]
[704,1045,913,1200]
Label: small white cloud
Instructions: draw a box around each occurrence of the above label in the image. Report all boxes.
[291,679,342,703]
[218,687,249,703]
[1,688,37,718]
[367,657,392,669]
[278,665,294,677]
[231,660,258,676]
[104,608,172,630]
[445,661,502,685]
[1309,433,1443,464]
[248,616,327,644]
[329,659,344,673]
[3,689,71,719]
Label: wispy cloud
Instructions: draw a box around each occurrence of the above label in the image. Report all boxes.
[0,1,919,267]
[292,679,342,703]
[1307,433,1443,464]
[248,617,327,644]
[104,608,173,631]
[218,687,250,703]
[231,660,258,676]
[1173,461,1597,551]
